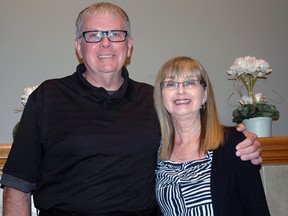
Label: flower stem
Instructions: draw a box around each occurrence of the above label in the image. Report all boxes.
[239,73,257,97]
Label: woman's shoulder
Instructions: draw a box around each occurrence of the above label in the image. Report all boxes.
[223,126,246,144]
[214,126,246,156]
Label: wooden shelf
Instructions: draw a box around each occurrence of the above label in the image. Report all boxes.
[259,136,288,165]
[0,137,288,172]
[0,144,12,173]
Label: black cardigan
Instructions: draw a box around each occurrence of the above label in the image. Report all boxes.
[211,127,270,216]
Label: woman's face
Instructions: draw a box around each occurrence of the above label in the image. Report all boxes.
[161,75,207,119]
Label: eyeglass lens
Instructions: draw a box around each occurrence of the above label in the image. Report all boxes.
[161,80,204,89]
[83,30,127,43]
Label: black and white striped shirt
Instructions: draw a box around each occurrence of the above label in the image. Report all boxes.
[156,150,214,216]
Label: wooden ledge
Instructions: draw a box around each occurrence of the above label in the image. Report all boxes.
[259,136,288,165]
[0,137,288,172]
[0,144,12,173]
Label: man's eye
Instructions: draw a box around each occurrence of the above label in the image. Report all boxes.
[90,32,101,38]
[110,32,120,37]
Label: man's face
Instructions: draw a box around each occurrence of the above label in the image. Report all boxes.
[75,11,133,76]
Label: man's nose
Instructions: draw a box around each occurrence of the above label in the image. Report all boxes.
[100,34,112,47]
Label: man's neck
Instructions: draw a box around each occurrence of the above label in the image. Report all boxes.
[83,71,124,91]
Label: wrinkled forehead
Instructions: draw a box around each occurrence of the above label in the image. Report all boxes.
[78,9,128,34]
[88,9,121,18]
[85,10,125,24]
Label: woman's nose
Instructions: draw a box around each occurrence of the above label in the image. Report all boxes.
[177,83,185,94]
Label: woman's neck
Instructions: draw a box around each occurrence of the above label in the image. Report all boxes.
[171,114,204,162]
[173,114,201,142]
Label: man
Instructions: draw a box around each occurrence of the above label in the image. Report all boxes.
[1,2,261,216]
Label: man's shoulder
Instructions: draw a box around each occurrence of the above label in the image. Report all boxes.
[129,79,154,91]
[30,74,75,100]
[39,73,74,88]
[127,79,154,103]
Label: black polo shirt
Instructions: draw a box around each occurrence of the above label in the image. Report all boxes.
[1,64,161,213]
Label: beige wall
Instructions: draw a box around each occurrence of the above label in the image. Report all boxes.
[1,0,288,142]
[261,165,288,215]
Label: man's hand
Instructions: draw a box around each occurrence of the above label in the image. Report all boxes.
[235,123,262,165]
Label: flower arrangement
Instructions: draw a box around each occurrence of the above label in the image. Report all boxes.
[227,56,279,124]
[14,86,38,112]
[13,86,38,138]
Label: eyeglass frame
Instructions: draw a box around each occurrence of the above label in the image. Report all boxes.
[81,30,128,43]
[160,79,206,89]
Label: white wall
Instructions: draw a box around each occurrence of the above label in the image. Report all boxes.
[1,0,287,143]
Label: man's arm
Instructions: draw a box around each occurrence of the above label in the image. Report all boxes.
[235,123,262,165]
[3,186,31,216]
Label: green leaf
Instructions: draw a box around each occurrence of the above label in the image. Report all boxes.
[232,103,279,124]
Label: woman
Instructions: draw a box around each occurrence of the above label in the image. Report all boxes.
[153,56,270,216]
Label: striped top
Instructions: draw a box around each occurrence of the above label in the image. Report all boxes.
[156,150,214,216]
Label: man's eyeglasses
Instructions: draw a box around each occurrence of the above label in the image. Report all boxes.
[82,30,128,43]
[161,80,206,89]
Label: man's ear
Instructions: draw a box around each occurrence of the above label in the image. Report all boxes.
[75,39,83,59]
[126,36,133,58]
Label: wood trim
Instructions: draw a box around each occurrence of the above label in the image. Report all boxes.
[0,137,288,172]
[0,144,12,173]
[259,136,288,165]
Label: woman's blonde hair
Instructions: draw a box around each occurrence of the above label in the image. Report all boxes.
[153,56,224,160]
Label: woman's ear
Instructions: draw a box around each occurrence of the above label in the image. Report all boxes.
[202,87,208,104]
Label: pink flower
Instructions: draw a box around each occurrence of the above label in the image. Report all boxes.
[256,59,272,76]
[21,86,38,106]
[239,95,253,105]
[254,92,263,103]
[227,56,272,79]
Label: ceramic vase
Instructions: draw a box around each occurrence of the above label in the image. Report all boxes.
[243,117,272,137]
